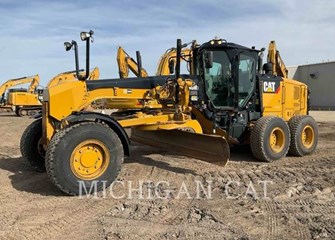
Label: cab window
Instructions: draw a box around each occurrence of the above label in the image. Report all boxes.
[204,51,234,107]
[238,54,255,107]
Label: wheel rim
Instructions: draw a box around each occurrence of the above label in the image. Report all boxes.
[301,125,314,148]
[269,127,285,153]
[70,139,110,180]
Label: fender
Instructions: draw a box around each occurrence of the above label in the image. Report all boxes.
[65,111,130,156]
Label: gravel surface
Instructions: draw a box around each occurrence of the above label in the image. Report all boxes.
[0,112,334,240]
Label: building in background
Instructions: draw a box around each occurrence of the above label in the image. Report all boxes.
[287,61,335,110]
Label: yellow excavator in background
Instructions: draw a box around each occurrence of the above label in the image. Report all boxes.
[0,75,38,104]
[106,45,192,109]
[267,40,288,78]
[118,44,193,78]
[156,45,192,76]
[21,31,318,195]
[6,68,100,116]
[117,47,148,78]
[0,74,42,116]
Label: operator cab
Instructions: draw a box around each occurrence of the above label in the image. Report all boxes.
[197,39,259,110]
[193,39,260,141]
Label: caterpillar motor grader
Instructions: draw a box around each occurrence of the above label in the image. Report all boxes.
[21,30,318,195]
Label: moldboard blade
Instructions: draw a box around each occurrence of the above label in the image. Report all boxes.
[131,129,230,166]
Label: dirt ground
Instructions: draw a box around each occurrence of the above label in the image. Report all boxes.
[0,111,334,240]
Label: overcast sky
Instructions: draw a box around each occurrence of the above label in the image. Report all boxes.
[0,0,334,85]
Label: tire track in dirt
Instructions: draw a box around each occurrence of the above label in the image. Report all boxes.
[0,158,119,239]
[263,201,279,240]
[99,215,235,240]
[4,197,119,240]
[105,162,229,231]
[98,166,209,238]
[263,200,311,239]
[273,200,335,238]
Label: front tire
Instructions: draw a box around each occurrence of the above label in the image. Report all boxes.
[288,115,318,156]
[20,119,45,172]
[45,122,124,195]
[250,116,290,162]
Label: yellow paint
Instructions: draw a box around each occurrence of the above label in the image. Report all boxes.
[0,74,39,97]
[7,92,41,106]
[262,78,308,121]
[47,67,100,88]
[117,47,148,78]
[269,127,285,153]
[301,125,314,148]
[70,139,110,180]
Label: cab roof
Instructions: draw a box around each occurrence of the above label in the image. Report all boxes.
[199,39,260,52]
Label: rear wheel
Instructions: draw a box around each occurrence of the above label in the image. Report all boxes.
[288,115,318,156]
[250,116,290,162]
[45,122,124,195]
[20,119,45,172]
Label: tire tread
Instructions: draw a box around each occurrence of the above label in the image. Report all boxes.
[45,122,123,195]
[250,116,290,162]
[20,119,45,172]
[288,115,318,156]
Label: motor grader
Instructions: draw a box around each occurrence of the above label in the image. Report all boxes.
[20,30,318,195]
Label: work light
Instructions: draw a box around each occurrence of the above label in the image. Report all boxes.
[64,42,73,51]
[80,30,94,41]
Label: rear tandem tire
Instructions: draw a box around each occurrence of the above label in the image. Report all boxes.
[250,116,290,162]
[20,119,46,172]
[45,122,124,196]
[288,115,318,156]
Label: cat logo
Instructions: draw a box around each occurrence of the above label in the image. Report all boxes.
[263,81,276,93]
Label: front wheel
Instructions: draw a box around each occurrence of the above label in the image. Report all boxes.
[45,122,124,195]
[20,119,45,172]
[250,116,290,162]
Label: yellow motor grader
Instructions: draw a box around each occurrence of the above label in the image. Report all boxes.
[20,30,318,195]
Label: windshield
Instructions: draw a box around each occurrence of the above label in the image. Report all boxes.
[203,51,234,108]
[202,50,256,109]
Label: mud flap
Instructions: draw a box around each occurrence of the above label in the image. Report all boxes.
[131,129,230,166]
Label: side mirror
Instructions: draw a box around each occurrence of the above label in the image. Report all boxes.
[168,59,175,74]
[205,51,213,68]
